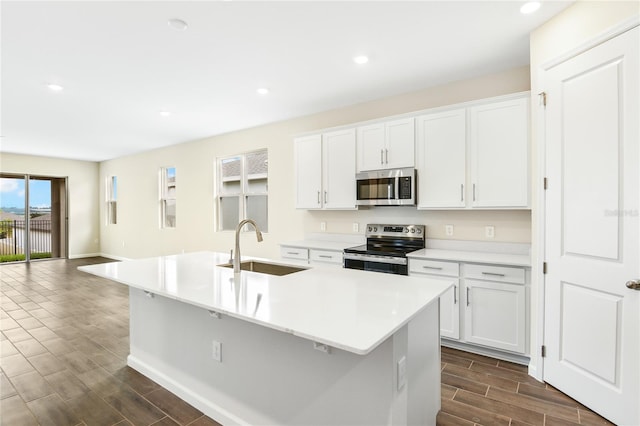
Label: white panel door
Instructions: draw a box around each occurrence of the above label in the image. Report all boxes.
[323,129,356,210]
[469,97,529,208]
[543,27,639,425]
[416,109,466,208]
[384,117,415,169]
[294,135,322,209]
[356,123,385,172]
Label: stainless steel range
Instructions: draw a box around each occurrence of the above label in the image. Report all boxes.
[343,224,425,275]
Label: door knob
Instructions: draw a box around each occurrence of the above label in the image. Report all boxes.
[626,279,640,290]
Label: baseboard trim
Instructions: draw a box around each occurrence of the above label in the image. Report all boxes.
[127,355,248,426]
[97,253,130,261]
[69,253,101,259]
[441,339,530,366]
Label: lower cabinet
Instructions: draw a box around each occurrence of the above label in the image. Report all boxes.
[464,279,526,353]
[409,258,528,357]
[280,245,343,267]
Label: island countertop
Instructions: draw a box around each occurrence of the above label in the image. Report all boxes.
[79,251,452,355]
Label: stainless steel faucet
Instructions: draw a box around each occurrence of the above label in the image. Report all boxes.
[233,219,263,273]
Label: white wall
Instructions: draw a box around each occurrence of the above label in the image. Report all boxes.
[0,153,101,257]
[99,66,531,260]
[528,0,639,379]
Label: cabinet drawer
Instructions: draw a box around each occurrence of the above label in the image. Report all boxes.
[464,264,525,284]
[409,259,459,277]
[310,249,343,264]
[280,247,309,261]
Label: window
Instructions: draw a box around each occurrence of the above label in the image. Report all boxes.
[216,149,268,232]
[107,176,117,225]
[160,167,176,228]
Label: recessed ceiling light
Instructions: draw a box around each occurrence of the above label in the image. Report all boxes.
[168,18,188,31]
[159,111,171,117]
[353,55,369,65]
[520,1,541,14]
[47,83,63,91]
[256,88,269,95]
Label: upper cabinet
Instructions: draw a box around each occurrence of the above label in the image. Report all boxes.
[469,97,529,208]
[294,129,357,210]
[416,94,530,209]
[416,109,467,208]
[357,117,415,171]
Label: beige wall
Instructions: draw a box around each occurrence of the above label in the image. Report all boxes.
[528,0,639,377]
[0,153,101,257]
[100,66,531,260]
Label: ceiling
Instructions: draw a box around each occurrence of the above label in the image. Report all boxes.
[1,1,572,162]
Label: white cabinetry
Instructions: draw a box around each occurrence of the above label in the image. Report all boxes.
[409,257,528,358]
[469,97,529,208]
[357,118,414,171]
[416,94,529,209]
[294,129,356,210]
[280,245,343,267]
[416,109,466,208]
[409,259,460,339]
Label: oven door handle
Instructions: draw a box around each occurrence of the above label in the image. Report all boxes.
[343,253,408,265]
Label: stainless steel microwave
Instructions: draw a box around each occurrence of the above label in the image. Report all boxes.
[356,168,416,206]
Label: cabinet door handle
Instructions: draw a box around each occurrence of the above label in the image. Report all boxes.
[317,191,320,204]
[318,255,332,259]
[466,287,470,306]
[482,272,505,277]
[385,149,389,164]
[453,285,457,304]
[324,191,328,204]
[422,266,443,270]
[287,251,299,255]
[380,149,384,164]
[460,184,464,202]
[473,184,476,202]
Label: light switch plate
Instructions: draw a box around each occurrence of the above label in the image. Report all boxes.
[320,222,326,232]
[352,222,359,232]
[445,225,454,236]
[212,340,222,362]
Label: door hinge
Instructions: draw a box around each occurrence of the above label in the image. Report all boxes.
[541,345,547,358]
[543,262,548,274]
[538,91,547,107]
[543,177,548,190]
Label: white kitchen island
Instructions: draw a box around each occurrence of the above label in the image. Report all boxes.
[79,252,452,426]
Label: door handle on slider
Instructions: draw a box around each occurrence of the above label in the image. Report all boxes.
[385,149,389,164]
[380,149,384,164]
[466,287,470,306]
[626,279,640,290]
[454,285,457,304]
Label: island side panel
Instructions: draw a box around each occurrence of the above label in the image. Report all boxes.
[128,287,441,426]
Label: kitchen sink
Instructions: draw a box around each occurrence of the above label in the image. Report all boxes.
[218,260,306,276]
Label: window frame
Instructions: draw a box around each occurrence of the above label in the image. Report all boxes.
[160,167,176,229]
[215,149,268,232]
[106,175,117,225]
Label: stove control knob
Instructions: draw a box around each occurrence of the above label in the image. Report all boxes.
[416,228,422,234]
[404,227,409,233]
[368,226,372,232]
[373,226,378,232]
[410,228,415,233]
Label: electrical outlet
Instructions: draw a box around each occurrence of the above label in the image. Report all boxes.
[320,222,326,232]
[212,340,222,362]
[352,222,359,232]
[485,226,495,238]
[445,225,454,236]
[397,356,407,390]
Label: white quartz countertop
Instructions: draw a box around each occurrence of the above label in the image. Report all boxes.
[407,249,531,267]
[79,252,452,355]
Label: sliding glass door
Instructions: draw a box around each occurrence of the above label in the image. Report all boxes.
[0,174,67,263]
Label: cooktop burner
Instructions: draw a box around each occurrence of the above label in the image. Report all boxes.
[344,224,426,258]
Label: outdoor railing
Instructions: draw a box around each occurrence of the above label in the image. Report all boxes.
[0,220,52,261]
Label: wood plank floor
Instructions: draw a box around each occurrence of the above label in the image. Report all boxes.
[0,257,614,426]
